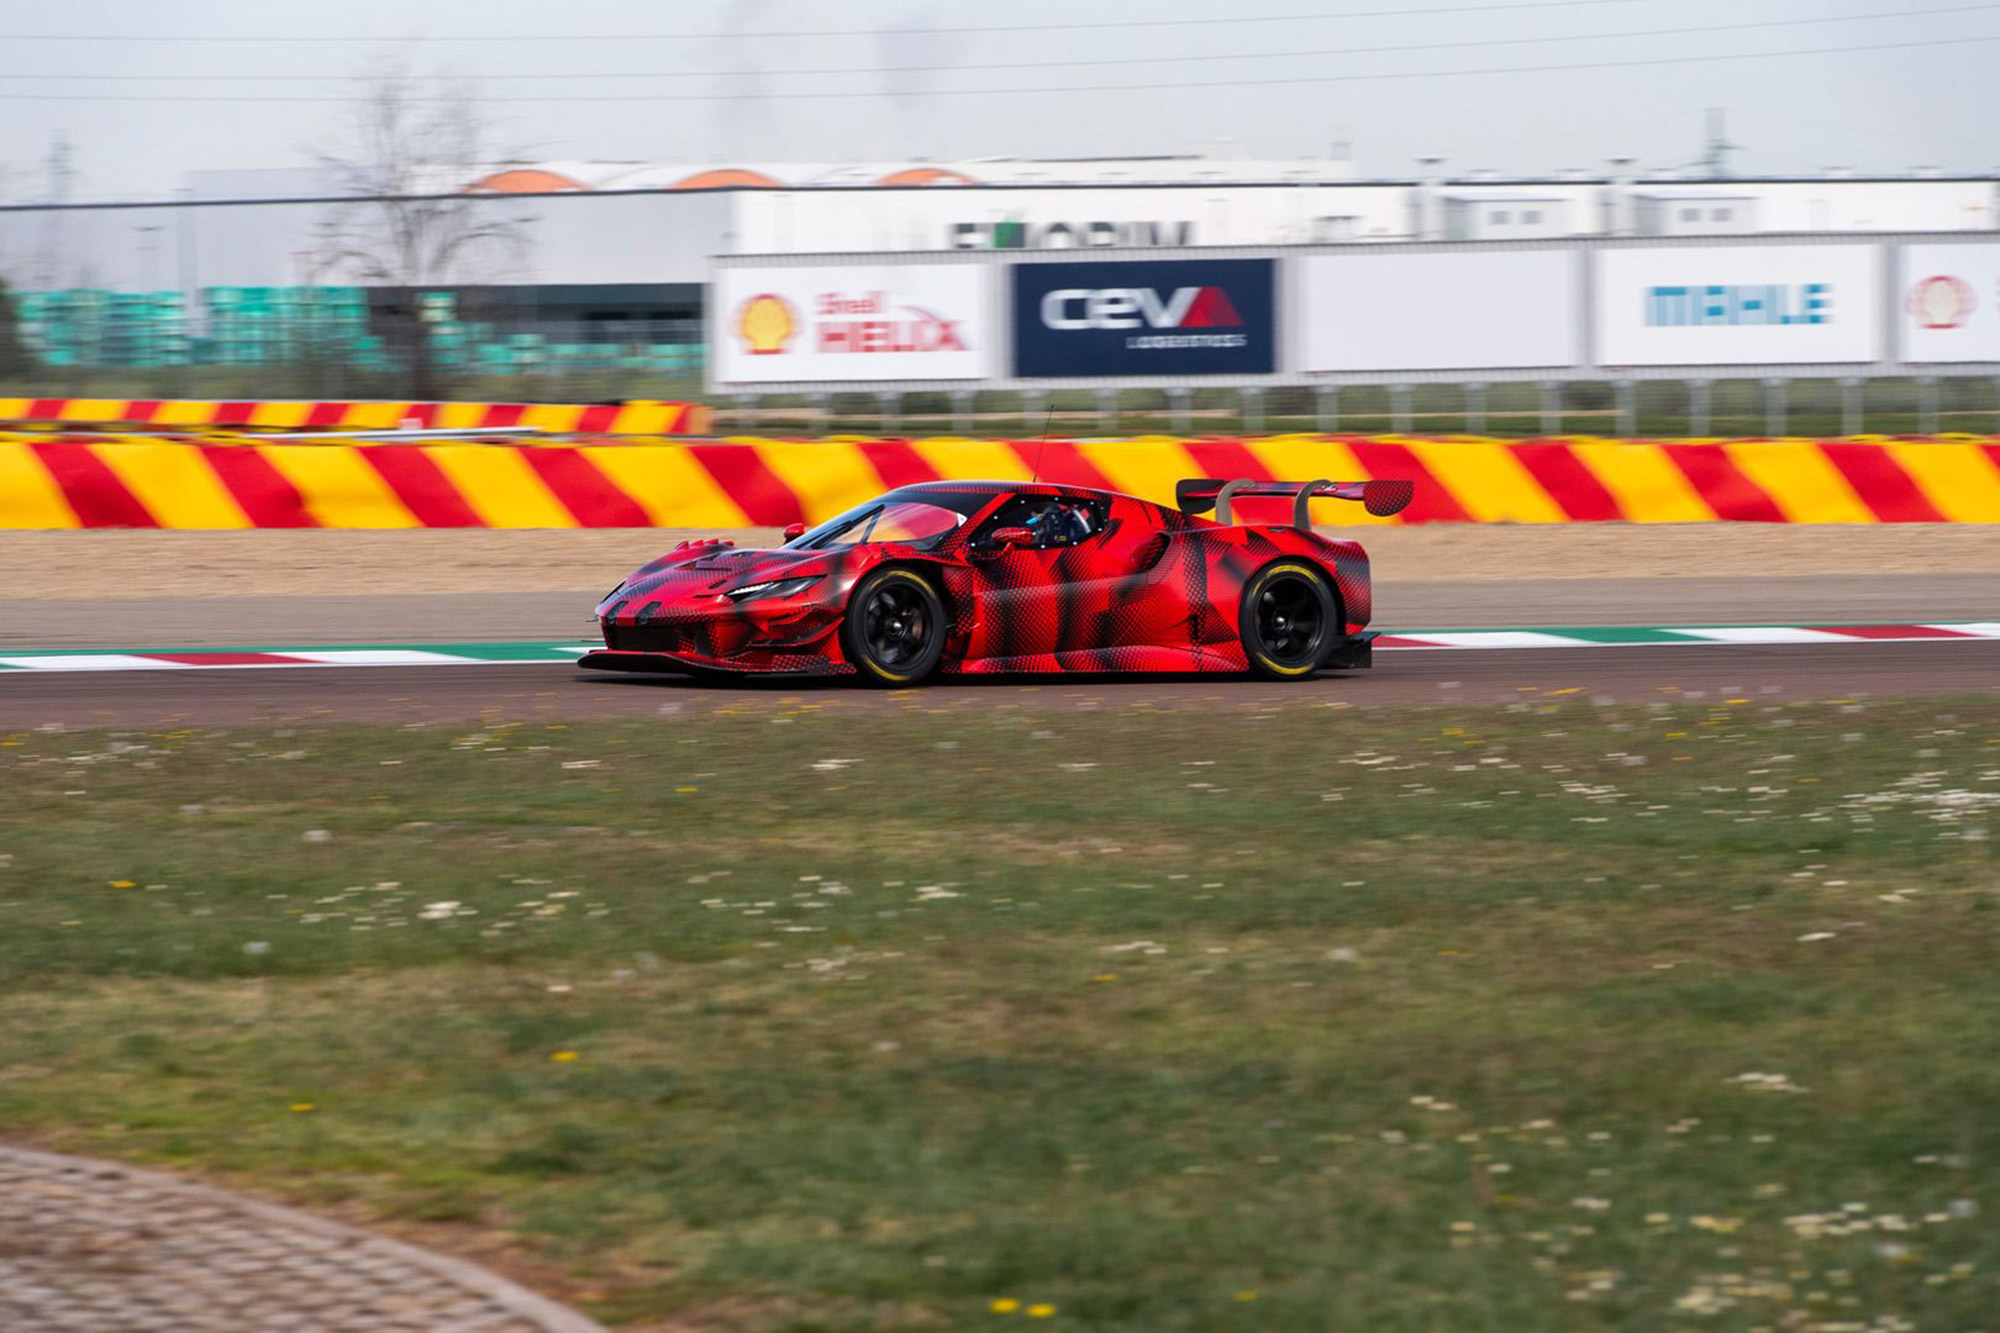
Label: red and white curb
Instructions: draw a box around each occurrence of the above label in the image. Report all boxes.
[2,626,1998,673]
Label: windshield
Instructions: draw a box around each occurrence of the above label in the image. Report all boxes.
[788,500,970,552]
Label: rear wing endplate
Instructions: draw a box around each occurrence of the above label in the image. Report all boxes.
[1175,477,1414,528]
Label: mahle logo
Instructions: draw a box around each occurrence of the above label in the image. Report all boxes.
[1643,284,1831,327]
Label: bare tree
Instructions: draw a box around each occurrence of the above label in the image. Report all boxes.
[313,66,525,397]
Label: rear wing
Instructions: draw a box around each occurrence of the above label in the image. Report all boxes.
[1175,477,1414,528]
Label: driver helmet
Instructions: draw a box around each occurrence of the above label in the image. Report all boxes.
[1025,499,1090,546]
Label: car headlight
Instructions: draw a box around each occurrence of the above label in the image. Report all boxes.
[725,576,822,603]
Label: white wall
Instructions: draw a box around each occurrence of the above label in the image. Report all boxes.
[0,192,732,294]
[731,187,1417,254]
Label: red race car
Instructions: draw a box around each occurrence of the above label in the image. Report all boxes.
[580,476,1412,685]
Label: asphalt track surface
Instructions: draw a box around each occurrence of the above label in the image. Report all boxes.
[3,641,1996,727]
[8,573,2000,650]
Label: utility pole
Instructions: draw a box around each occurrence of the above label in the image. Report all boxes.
[35,132,74,289]
[135,225,164,293]
[1700,109,1740,180]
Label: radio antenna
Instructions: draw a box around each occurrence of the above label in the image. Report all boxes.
[1030,406,1054,485]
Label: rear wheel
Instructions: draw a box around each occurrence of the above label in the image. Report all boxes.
[1239,561,1334,680]
[842,568,946,686]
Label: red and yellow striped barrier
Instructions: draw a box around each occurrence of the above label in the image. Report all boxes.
[4,434,1998,529]
[0,397,710,436]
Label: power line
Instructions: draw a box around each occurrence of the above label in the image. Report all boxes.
[0,0,1642,43]
[2,3,1986,82]
[0,32,1991,102]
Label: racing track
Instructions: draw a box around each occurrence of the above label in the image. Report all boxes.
[2,641,1995,727]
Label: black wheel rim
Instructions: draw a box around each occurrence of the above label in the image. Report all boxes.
[1256,575,1325,666]
[862,582,931,670]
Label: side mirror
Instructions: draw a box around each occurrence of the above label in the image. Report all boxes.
[782,522,807,543]
[986,526,1034,551]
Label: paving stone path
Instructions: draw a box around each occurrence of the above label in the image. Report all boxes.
[0,1145,605,1332]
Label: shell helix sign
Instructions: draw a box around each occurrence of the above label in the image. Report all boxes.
[714,264,993,384]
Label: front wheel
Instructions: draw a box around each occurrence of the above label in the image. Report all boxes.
[842,568,947,686]
[1239,561,1335,680]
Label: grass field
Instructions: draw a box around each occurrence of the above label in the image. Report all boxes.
[2,698,1997,1330]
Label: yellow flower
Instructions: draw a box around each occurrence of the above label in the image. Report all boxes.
[550,1050,579,1063]
[110,880,136,889]
[1234,1290,1259,1301]
[989,1298,1021,1314]
[289,1102,316,1113]
[1026,1305,1056,1318]
[1091,973,1119,983]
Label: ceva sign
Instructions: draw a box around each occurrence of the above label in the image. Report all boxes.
[1012,259,1274,377]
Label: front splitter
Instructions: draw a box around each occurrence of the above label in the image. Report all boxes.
[576,649,697,674]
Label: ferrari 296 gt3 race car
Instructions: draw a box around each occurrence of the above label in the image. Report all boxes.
[580,476,1412,685]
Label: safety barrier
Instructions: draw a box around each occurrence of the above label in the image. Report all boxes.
[3,434,1997,529]
[0,397,710,436]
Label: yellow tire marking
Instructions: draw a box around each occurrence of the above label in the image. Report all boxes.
[854,570,933,682]
[1248,563,1326,675]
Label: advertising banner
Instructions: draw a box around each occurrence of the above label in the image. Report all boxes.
[1900,244,2000,363]
[1595,245,1880,366]
[711,264,992,384]
[1011,258,1276,377]
[1301,250,1576,371]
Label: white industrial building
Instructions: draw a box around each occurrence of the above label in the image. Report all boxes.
[4,155,1999,293]
[5,154,1998,377]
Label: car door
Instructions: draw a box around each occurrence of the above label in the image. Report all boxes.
[955,494,1168,666]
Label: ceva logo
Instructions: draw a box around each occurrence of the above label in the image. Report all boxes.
[1040,286,1244,331]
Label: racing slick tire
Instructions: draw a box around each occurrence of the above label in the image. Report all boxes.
[842,567,948,687]
[1239,561,1336,681]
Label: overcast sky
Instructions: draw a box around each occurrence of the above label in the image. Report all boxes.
[7,0,2000,198]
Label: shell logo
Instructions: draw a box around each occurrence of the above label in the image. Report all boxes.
[736,293,797,355]
[1908,274,1975,329]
